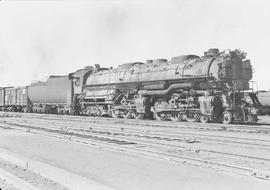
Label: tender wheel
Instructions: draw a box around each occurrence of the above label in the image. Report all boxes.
[186,112,199,122]
[200,115,209,123]
[153,112,167,121]
[222,111,233,124]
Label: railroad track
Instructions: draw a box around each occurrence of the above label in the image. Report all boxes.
[7,121,270,159]
[2,113,270,158]
[3,115,270,149]
[2,122,265,180]
[0,113,270,180]
[2,112,270,134]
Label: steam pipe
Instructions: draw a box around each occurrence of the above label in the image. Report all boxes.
[138,83,194,95]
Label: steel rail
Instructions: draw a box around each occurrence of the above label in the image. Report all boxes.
[1,121,269,180]
[3,117,270,149]
[2,112,270,134]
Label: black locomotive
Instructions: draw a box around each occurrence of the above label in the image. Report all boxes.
[0,49,259,124]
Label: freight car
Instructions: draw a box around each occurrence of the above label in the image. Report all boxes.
[0,87,4,110]
[70,49,258,124]
[0,86,29,112]
[0,76,72,114]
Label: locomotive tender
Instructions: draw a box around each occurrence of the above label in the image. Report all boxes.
[0,49,259,124]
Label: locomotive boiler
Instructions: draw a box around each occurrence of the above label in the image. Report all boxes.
[72,49,258,124]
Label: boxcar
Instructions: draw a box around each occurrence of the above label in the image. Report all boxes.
[0,88,5,111]
[0,86,28,112]
[5,88,16,107]
[16,87,28,107]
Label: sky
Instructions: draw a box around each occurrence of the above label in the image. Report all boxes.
[0,0,270,89]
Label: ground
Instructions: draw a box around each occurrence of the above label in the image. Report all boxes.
[0,128,269,190]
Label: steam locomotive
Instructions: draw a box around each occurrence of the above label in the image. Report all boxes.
[0,49,259,124]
